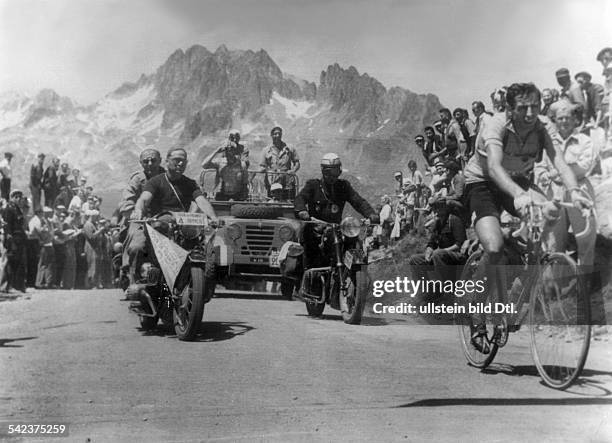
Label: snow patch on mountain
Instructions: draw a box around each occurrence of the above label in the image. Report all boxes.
[270,92,314,119]
[93,83,156,131]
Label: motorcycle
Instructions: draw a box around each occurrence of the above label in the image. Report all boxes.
[127,212,216,341]
[290,216,371,325]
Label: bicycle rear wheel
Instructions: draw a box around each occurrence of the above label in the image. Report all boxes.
[456,250,499,368]
[529,253,591,389]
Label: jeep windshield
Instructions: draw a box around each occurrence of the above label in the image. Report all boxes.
[200,169,299,204]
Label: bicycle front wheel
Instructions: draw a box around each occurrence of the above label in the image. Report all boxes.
[529,253,591,389]
[456,249,499,368]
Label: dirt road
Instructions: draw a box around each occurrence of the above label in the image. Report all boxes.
[1,289,611,442]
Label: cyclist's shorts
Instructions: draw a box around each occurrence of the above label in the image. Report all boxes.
[464,177,531,224]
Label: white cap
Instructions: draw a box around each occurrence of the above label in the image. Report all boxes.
[321,152,341,167]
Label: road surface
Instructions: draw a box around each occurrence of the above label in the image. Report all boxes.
[1,289,611,442]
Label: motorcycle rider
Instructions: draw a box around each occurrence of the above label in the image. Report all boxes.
[294,153,378,269]
[129,148,217,280]
[118,148,165,284]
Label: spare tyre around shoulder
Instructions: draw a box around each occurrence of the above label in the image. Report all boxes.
[230,204,284,219]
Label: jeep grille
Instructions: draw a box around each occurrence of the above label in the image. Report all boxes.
[242,225,275,256]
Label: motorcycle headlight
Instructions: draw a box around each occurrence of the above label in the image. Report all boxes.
[340,216,362,238]
[279,225,294,242]
[180,225,200,240]
[227,223,242,240]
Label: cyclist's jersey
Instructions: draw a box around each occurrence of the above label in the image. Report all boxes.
[464,113,556,184]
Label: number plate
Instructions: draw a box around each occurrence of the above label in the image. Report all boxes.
[344,251,354,269]
[171,212,207,226]
[269,251,280,268]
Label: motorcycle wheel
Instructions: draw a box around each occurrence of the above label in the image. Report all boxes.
[340,268,369,325]
[306,301,325,317]
[173,267,206,341]
[139,315,158,331]
[281,279,294,300]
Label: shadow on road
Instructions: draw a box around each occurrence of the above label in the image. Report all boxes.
[139,321,255,342]
[193,321,255,342]
[396,397,612,407]
[0,336,37,348]
[214,293,285,301]
[483,363,612,380]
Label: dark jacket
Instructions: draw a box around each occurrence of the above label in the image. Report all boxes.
[426,213,466,250]
[294,178,375,224]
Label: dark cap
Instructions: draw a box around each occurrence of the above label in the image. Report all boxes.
[444,159,461,172]
[574,71,592,81]
[555,68,570,77]
[414,135,424,142]
[596,47,612,62]
[37,153,45,159]
[4,152,13,158]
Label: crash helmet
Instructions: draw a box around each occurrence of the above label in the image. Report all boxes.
[320,153,342,177]
[321,153,342,168]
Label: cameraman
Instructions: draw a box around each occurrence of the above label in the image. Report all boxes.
[201,140,249,201]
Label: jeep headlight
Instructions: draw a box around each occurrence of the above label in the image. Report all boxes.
[340,216,361,238]
[227,223,242,240]
[279,225,294,242]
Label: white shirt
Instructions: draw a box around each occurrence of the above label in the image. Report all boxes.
[0,158,12,179]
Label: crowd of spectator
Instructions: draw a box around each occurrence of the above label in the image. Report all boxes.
[375,46,612,253]
[0,155,120,293]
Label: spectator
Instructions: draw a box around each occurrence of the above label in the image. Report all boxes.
[83,210,103,289]
[2,190,27,292]
[490,87,507,112]
[555,68,586,107]
[536,101,597,267]
[393,171,403,194]
[541,88,555,117]
[42,158,60,207]
[449,107,477,162]
[0,152,13,200]
[574,71,605,125]
[423,126,446,167]
[439,108,457,155]
[407,195,467,285]
[54,186,72,209]
[58,163,71,188]
[68,168,80,191]
[414,135,428,165]
[31,207,56,289]
[379,195,393,248]
[407,160,424,209]
[442,159,466,203]
[596,47,612,69]
[60,210,79,290]
[29,153,45,212]
[69,189,86,213]
[471,101,493,136]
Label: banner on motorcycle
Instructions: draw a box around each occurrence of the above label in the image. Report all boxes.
[145,224,189,291]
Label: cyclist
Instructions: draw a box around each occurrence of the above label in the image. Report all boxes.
[462,83,590,352]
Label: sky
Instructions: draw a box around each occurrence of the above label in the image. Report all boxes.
[1,0,611,110]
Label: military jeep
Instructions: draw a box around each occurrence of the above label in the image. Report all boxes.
[200,169,303,299]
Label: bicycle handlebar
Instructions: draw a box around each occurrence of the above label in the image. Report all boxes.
[511,191,595,239]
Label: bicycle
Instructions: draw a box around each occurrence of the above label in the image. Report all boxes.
[456,190,594,389]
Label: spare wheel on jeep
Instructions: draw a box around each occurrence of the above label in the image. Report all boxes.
[230,204,284,219]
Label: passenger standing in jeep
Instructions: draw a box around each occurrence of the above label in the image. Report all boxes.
[259,126,300,199]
